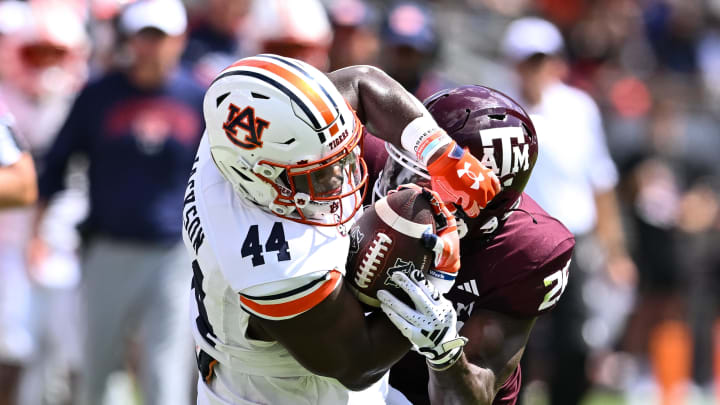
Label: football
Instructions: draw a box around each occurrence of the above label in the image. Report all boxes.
[346,187,435,308]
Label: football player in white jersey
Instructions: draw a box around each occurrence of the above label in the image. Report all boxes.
[183,54,500,405]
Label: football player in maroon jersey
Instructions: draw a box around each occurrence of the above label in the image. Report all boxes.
[367,85,575,405]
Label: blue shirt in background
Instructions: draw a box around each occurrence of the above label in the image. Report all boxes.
[39,69,205,243]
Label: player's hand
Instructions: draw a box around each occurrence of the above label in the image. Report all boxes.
[427,142,501,218]
[26,235,49,283]
[378,270,467,371]
[390,184,460,293]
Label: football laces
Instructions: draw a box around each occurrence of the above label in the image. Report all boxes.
[355,232,392,288]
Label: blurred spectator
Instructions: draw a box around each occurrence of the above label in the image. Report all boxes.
[499,17,637,405]
[31,1,203,404]
[182,0,252,84]
[327,0,380,70]
[0,96,36,405]
[0,0,89,151]
[379,1,453,100]
[0,2,89,404]
[643,0,702,74]
[610,84,720,402]
[245,0,333,70]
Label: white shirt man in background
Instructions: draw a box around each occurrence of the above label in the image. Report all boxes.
[499,17,637,405]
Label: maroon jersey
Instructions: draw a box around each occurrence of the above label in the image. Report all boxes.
[389,195,574,404]
[366,132,575,405]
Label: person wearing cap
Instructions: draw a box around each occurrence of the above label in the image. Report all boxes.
[500,17,636,405]
[181,0,252,84]
[245,0,333,71]
[327,0,381,71]
[379,1,452,100]
[30,1,204,404]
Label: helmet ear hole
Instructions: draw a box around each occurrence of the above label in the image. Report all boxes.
[230,166,253,182]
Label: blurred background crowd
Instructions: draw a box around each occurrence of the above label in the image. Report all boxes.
[1,0,719,404]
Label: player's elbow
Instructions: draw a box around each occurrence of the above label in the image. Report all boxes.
[354,65,391,85]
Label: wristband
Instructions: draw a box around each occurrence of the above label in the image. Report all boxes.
[400,116,452,166]
[426,343,465,371]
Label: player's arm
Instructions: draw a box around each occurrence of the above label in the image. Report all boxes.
[328,66,499,214]
[28,90,88,265]
[427,311,535,405]
[0,120,37,208]
[328,65,427,150]
[0,152,37,208]
[247,271,412,391]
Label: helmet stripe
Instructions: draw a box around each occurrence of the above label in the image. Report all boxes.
[226,58,338,134]
[260,54,345,126]
[213,69,326,143]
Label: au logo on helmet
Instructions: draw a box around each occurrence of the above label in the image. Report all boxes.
[222,103,270,150]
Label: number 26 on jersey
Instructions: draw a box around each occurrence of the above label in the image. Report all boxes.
[538,259,570,311]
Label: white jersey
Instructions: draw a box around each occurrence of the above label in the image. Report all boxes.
[182,136,390,405]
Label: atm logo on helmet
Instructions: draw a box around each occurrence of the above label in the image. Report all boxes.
[478,127,530,187]
[223,103,270,150]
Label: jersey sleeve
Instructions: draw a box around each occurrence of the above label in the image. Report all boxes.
[238,269,343,320]
[533,239,574,314]
[229,222,350,320]
[481,237,574,318]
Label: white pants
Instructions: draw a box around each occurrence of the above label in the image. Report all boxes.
[195,363,414,405]
[77,237,195,405]
[0,244,34,363]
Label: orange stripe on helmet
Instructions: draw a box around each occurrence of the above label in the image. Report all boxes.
[227,58,336,130]
[239,270,341,319]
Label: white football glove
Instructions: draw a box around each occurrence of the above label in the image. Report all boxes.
[378,269,468,371]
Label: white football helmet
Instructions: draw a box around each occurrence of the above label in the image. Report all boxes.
[204,54,367,226]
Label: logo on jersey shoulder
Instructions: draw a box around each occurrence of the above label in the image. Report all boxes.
[223,103,270,150]
[384,258,418,287]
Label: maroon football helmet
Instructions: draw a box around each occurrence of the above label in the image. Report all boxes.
[375,85,538,235]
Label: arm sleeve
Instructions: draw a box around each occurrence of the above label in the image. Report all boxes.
[480,237,575,318]
[38,91,90,200]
